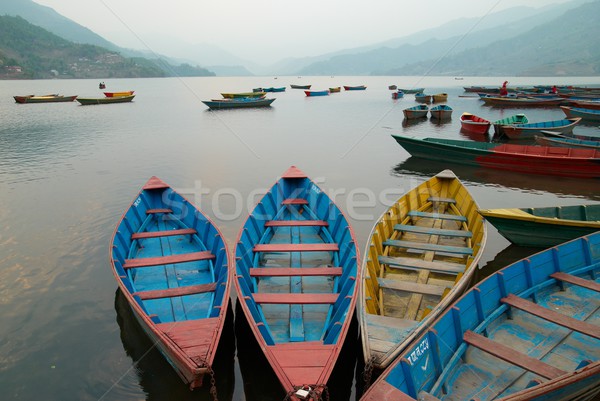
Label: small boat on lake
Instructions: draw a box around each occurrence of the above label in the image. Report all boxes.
[460,112,491,134]
[535,133,600,150]
[305,90,330,97]
[221,91,266,99]
[560,106,600,122]
[479,203,600,247]
[104,91,134,97]
[429,104,453,120]
[431,93,448,103]
[362,231,600,401]
[263,87,286,92]
[344,85,367,90]
[392,90,404,100]
[329,87,341,93]
[492,113,529,136]
[402,104,429,119]
[391,135,600,178]
[109,176,232,389]
[414,93,431,103]
[290,84,311,90]
[76,95,135,105]
[567,99,600,110]
[359,169,486,371]
[388,85,397,90]
[14,94,77,104]
[202,97,275,109]
[234,166,359,400]
[399,87,425,94]
[482,96,565,107]
[501,118,581,140]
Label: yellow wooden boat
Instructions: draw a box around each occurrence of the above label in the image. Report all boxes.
[220,91,266,99]
[431,92,448,103]
[358,169,487,372]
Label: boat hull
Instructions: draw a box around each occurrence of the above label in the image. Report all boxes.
[14,95,77,103]
[221,91,266,98]
[202,98,275,109]
[77,95,135,105]
[460,113,491,134]
[104,91,134,97]
[502,118,581,140]
[561,106,600,122]
[403,105,428,119]
[305,90,330,96]
[482,96,565,107]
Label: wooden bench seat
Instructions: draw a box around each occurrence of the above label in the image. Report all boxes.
[377,277,449,296]
[394,224,472,238]
[134,282,217,300]
[250,267,343,277]
[131,228,196,240]
[501,294,600,339]
[407,211,467,222]
[146,208,173,214]
[254,243,339,252]
[463,330,567,380]
[427,197,456,204]
[252,293,339,304]
[378,256,465,274]
[550,272,600,293]
[265,220,328,227]
[123,251,215,269]
[281,198,308,205]
[383,239,473,255]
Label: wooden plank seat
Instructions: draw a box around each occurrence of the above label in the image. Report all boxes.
[501,294,600,339]
[550,272,600,293]
[265,220,328,227]
[131,228,196,240]
[427,196,456,204]
[252,293,339,304]
[123,251,215,269]
[146,208,173,214]
[463,330,567,380]
[254,243,339,252]
[133,282,217,300]
[281,198,308,205]
[407,211,467,222]
[383,239,473,255]
[394,224,472,238]
[250,267,343,277]
[378,256,465,274]
[377,277,449,296]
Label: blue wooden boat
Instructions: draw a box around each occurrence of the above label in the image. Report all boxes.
[109,176,232,389]
[362,231,600,401]
[263,87,286,92]
[234,166,359,400]
[202,97,275,109]
[535,133,600,150]
[305,90,330,97]
[402,104,429,119]
[429,104,453,120]
[400,88,425,94]
[502,118,581,140]
[415,93,431,103]
[560,106,600,122]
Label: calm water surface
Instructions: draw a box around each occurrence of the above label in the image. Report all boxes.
[1,76,599,401]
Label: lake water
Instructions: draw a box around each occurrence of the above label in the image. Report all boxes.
[1,76,599,401]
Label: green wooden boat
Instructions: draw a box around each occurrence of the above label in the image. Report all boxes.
[479,204,600,247]
[76,95,135,105]
[492,113,528,135]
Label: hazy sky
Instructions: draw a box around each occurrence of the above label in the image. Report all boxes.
[32,0,572,64]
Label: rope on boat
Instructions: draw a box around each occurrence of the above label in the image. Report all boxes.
[362,356,376,391]
[283,384,329,401]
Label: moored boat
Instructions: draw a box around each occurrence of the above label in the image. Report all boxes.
[431,93,448,103]
[305,90,330,97]
[560,106,600,122]
[402,104,429,119]
[362,231,600,401]
[290,84,311,90]
[109,176,232,389]
[492,113,529,136]
[263,87,286,92]
[104,91,134,97]
[234,166,359,401]
[329,87,341,93]
[76,95,135,105]
[567,99,600,110]
[344,85,367,90]
[359,169,486,371]
[392,90,404,100]
[460,112,491,134]
[482,96,565,107]
[221,91,266,99]
[535,133,600,150]
[399,87,425,94]
[429,104,453,120]
[479,203,600,247]
[391,135,600,178]
[202,97,275,109]
[414,93,431,103]
[501,118,581,140]
[13,94,77,104]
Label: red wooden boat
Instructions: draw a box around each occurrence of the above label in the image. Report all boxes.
[459,112,491,134]
[104,90,134,97]
[567,99,600,110]
[481,96,565,107]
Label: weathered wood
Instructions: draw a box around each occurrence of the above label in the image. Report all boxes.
[463,330,567,380]
[134,282,217,300]
[250,267,343,276]
[378,277,448,296]
[408,211,467,222]
[551,272,600,292]
[254,243,339,252]
[123,251,215,269]
[265,220,328,227]
[501,294,600,339]
[131,228,196,240]
[427,197,456,204]
[384,239,473,255]
[378,255,464,274]
[253,293,339,304]
[394,224,472,238]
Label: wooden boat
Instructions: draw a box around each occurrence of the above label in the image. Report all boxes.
[481,96,565,107]
[399,88,425,94]
[234,166,359,400]
[535,133,600,150]
[463,85,501,93]
[76,95,135,105]
[202,97,275,109]
[344,85,367,90]
[109,176,232,389]
[221,91,266,99]
[403,105,429,120]
[414,93,431,103]
[13,94,77,104]
[263,87,286,92]
[388,85,398,90]
[391,135,600,178]
[567,99,600,110]
[359,169,486,371]
[501,118,581,140]
[290,84,311,90]
[492,113,529,136]
[460,112,491,134]
[479,204,600,247]
[362,231,600,401]
[329,87,341,93]
[104,91,134,97]
[429,105,453,120]
[392,91,404,100]
[431,93,448,103]
[305,90,330,97]
[560,106,600,122]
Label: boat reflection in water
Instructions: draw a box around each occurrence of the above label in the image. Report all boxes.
[114,289,236,400]
[459,127,491,142]
[234,301,358,401]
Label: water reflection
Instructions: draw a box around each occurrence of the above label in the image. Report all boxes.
[401,117,428,128]
[114,289,236,401]
[459,127,491,142]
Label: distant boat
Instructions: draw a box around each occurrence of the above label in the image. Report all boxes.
[76,95,135,105]
[402,104,428,119]
[262,87,286,92]
[535,134,600,150]
[392,90,404,100]
[104,91,134,97]
[329,87,341,93]
[492,113,529,136]
[429,104,453,119]
[14,94,77,104]
[344,85,367,90]
[414,93,431,103]
[481,96,565,107]
[567,99,600,110]
[431,93,448,103]
[399,87,425,94]
[460,112,491,134]
[290,84,311,89]
[201,97,275,109]
[560,106,600,122]
[388,85,397,90]
[501,118,581,140]
[304,90,330,97]
[221,91,266,99]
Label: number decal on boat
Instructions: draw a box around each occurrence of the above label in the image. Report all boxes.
[133,197,141,207]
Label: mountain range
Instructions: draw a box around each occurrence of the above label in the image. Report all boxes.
[1,0,598,77]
